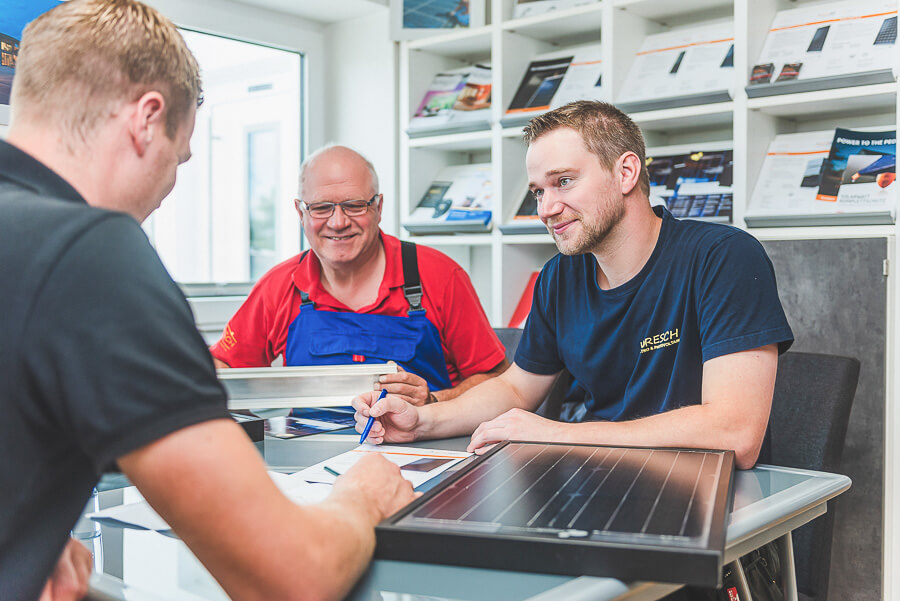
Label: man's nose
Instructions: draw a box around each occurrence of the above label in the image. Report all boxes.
[326,205,352,229]
[537,192,562,221]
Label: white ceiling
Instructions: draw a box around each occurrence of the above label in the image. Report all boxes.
[231,0,388,24]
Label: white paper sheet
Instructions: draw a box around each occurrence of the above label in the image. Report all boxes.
[88,472,333,532]
[297,444,471,489]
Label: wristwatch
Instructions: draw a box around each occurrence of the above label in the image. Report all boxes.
[427,392,438,405]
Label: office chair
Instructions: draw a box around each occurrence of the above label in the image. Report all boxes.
[762,351,860,601]
[491,327,575,419]
[492,327,523,364]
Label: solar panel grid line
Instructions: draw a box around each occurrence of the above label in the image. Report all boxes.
[566,447,627,529]
[526,447,607,528]
[602,449,655,532]
[606,450,680,534]
[496,445,605,528]
[546,448,616,529]
[640,450,683,534]
[691,453,723,542]
[572,449,653,532]
[457,445,549,522]
[643,451,704,536]
[492,446,575,525]
[413,443,529,520]
[678,452,720,538]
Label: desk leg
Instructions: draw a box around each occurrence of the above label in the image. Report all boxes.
[730,559,754,601]
[776,532,798,601]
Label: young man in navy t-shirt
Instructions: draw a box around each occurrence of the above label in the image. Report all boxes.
[352,100,793,470]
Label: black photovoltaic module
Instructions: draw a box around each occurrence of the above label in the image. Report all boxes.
[375,441,735,587]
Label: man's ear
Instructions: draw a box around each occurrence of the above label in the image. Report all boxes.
[618,151,642,196]
[128,91,166,157]
[374,193,384,225]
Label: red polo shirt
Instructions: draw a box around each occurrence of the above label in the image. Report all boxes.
[210,232,505,387]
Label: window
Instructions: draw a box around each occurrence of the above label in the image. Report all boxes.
[144,30,302,284]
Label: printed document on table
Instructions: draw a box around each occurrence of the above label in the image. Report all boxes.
[298,445,472,488]
[88,472,332,532]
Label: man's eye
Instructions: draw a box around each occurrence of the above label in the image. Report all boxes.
[532,190,543,200]
[559,177,572,187]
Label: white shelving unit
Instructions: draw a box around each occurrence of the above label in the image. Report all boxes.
[397,0,900,598]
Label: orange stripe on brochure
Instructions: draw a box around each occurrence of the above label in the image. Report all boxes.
[770,11,897,32]
[570,59,603,66]
[351,449,466,459]
[815,194,838,202]
[506,106,549,114]
[767,150,831,156]
[636,37,734,56]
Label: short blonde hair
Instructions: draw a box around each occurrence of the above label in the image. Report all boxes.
[11,0,201,142]
[523,100,650,197]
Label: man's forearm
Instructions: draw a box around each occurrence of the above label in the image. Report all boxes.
[432,359,510,402]
[547,403,765,469]
[418,371,533,440]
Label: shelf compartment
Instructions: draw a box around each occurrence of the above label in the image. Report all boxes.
[501,232,556,245]
[613,0,733,23]
[403,233,496,246]
[629,101,734,132]
[748,83,897,120]
[746,224,896,241]
[745,212,895,228]
[406,27,493,61]
[501,3,604,43]
[746,70,895,99]
[407,129,493,151]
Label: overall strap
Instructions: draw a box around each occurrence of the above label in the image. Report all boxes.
[400,241,424,312]
[298,250,314,307]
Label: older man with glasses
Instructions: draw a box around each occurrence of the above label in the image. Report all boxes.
[212,145,509,406]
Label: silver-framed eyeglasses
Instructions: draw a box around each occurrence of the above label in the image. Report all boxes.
[296,194,380,219]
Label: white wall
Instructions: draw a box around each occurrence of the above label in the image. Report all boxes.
[323,8,399,235]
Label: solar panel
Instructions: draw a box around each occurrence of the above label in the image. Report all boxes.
[874,16,897,45]
[376,442,735,587]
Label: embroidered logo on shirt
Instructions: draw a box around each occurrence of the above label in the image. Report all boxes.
[640,328,680,354]
[220,325,237,351]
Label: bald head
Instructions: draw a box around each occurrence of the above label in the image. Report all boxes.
[298,145,379,200]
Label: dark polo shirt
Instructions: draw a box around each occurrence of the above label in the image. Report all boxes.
[0,139,228,600]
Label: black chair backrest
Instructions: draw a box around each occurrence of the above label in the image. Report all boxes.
[766,351,859,601]
[492,327,523,364]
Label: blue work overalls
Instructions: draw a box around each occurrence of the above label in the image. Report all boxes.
[284,241,453,391]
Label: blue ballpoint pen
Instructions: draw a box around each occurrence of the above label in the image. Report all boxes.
[360,387,388,444]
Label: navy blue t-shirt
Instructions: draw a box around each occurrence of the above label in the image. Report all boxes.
[515,206,794,422]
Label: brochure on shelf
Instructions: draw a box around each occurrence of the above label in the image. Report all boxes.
[747,0,897,97]
[404,163,493,234]
[616,21,734,112]
[746,128,896,226]
[499,187,547,234]
[645,144,734,223]
[817,128,896,205]
[408,64,492,137]
[391,0,487,41]
[503,44,602,126]
[747,130,835,217]
[512,0,597,20]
